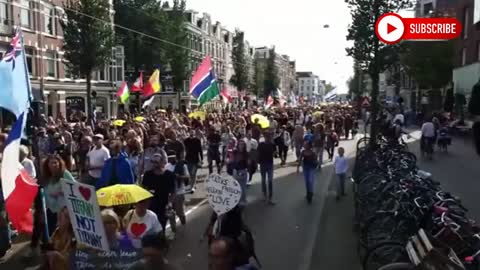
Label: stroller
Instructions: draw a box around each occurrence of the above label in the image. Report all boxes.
[437,127,451,152]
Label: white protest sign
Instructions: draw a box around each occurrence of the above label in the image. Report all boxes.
[205,174,242,215]
[61,179,110,251]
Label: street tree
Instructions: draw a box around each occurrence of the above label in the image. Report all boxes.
[401,41,454,90]
[324,82,335,94]
[164,0,189,92]
[114,0,166,73]
[230,30,250,94]
[253,59,265,98]
[264,48,279,99]
[62,0,114,122]
[346,0,412,144]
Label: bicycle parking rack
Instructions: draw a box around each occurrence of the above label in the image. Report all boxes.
[406,229,465,270]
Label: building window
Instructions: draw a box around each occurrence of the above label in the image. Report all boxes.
[25,48,33,75]
[19,0,31,28]
[306,86,310,91]
[0,1,9,33]
[463,7,469,39]
[45,51,56,77]
[64,63,73,79]
[44,4,55,35]
[462,47,467,65]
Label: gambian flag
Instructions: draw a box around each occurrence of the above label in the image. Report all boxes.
[189,56,219,106]
[116,81,129,104]
[142,69,161,97]
[1,112,38,233]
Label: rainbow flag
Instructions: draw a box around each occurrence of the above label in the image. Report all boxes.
[116,81,130,104]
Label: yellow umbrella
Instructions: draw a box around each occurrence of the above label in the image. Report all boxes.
[250,114,270,129]
[313,111,324,117]
[158,109,167,113]
[113,119,126,127]
[189,111,206,121]
[134,116,145,122]
[96,184,153,207]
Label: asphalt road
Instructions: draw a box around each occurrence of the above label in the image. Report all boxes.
[1,137,359,270]
[166,138,359,270]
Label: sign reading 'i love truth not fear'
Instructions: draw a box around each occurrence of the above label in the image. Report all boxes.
[61,179,110,251]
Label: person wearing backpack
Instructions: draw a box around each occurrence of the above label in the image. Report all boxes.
[96,141,135,190]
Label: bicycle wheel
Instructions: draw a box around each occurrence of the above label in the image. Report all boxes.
[363,241,410,270]
[377,262,416,270]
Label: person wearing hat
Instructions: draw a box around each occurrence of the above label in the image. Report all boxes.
[86,134,110,186]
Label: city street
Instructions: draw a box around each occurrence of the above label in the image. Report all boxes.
[3,131,479,270]
[165,137,359,270]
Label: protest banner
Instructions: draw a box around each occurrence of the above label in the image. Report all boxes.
[71,249,142,269]
[205,174,242,215]
[61,179,109,251]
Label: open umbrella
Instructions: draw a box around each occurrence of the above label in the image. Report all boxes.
[188,111,206,121]
[313,111,324,117]
[250,114,270,129]
[96,184,153,207]
[134,116,145,122]
[113,119,126,127]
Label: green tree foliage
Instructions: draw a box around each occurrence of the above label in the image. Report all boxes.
[345,0,412,144]
[114,0,166,73]
[164,0,189,92]
[253,59,265,98]
[62,0,114,121]
[230,30,250,93]
[324,82,335,94]
[264,48,279,99]
[348,72,365,98]
[114,0,189,92]
[443,86,454,113]
[469,80,480,116]
[401,41,454,89]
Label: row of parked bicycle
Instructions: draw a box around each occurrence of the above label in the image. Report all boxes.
[353,137,480,270]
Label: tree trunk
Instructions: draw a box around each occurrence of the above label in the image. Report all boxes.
[86,72,93,125]
[369,72,380,145]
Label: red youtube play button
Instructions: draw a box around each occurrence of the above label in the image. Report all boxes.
[387,23,397,34]
[375,13,405,44]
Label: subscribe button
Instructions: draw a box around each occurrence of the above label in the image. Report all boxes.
[375,13,462,44]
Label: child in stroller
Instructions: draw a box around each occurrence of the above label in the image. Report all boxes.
[437,126,451,152]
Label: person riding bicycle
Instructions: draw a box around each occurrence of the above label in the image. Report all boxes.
[437,125,451,151]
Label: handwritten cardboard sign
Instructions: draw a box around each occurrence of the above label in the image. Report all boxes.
[61,179,109,251]
[72,249,142,269]
[205,174,242,215]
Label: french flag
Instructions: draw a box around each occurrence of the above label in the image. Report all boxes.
[1,112,38,233]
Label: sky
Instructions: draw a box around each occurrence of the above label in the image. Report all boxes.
[185,0,354,93]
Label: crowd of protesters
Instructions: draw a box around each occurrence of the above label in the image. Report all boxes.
[0,102,359,269]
